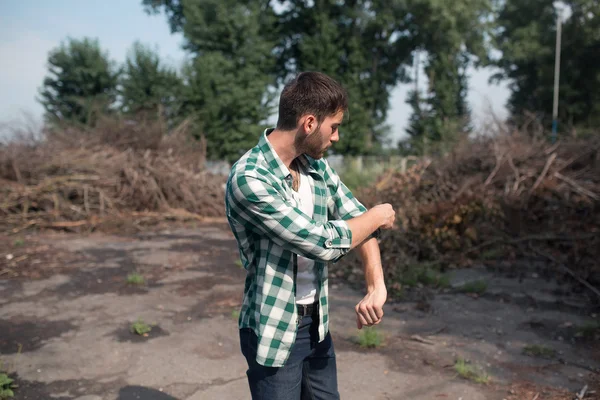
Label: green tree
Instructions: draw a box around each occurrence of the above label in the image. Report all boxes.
[145,0,414,156]
[492,0,600,134]
[144,0,277,161]
[492,0,560,129]
[404,89,432,154]
[179,52,273,161]
[38,37,119,126]
[402,0,493,153]
[275,0,412,155]
[120,41,182,119]
[144,0,494,157]
[425,52,472,132]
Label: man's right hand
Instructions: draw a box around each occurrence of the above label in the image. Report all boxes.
[372,203,395,229]
[346,203,396,249]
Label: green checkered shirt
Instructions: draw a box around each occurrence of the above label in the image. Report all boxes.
[225,128,367,367]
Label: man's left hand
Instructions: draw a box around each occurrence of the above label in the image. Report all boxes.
[355,285,387,329]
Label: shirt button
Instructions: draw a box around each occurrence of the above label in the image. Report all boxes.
[325,239,333,247]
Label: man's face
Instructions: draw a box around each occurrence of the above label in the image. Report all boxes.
[302,110,343,159]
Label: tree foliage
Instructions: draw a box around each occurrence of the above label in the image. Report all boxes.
[39,37,119,126]
[145,0,416,157]
[492,0,600,134]
[120,41,182,118]
[144,0,498,157]
[274,0,413,155]
[39,0,599,160]
[144,0,277,161]
[402,0,493,154]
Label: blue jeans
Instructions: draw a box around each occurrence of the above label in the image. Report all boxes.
[239,313,340,400]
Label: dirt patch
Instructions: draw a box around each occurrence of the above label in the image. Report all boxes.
[169,238,235,254]
[0,279,23,302]
[51,266,153,298]
[0,317,76,354]
[141,249,245,292]
[193,333,239,360]
[83,247,130,263]
[7,373,124,400]
[172,290,242,323]
[0,234,84,280]
[503,380,590,400]
[481,291,593,314]
[113,324,170,343]
[498,360,566,387]
[175,275,241,296]
[117,385,178,400]
[521,319,600,368]
[333,329,450,378]
[520,318,600,345]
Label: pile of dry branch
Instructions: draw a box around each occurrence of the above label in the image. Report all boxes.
[0,115,227,233]
[357,132,600,294]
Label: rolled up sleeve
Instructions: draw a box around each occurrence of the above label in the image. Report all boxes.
[227,172,352,262]
[323,160,368,221]
[324,220,353,250]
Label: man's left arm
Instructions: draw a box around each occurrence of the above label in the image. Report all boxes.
[354,237,386,329]
[322,160,387,329]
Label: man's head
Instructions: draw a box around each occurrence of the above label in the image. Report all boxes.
[276,72,348,159]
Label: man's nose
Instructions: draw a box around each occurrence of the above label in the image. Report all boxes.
[331,130,340,142]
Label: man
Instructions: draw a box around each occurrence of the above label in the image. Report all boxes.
[225,71,395,399]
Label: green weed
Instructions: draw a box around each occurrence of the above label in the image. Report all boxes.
[458,280,487,295]
[454,358,489,384]
[12,239,24,247]
[126,272,145,285]
[0,373,16,399]
[523,344,556,359]
[357,327,384,348]
[130,318,152,336]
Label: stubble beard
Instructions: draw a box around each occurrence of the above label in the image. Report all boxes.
[298,125,327,159]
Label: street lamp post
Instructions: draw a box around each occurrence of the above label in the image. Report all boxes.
[551,8,563,143]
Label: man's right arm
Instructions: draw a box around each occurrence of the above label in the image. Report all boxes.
[346,205,394,249]
[226,172,393,262]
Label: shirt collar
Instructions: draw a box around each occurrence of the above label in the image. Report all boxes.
[297,153,320,175]
[259,128,291,181]
[259,128,320,181]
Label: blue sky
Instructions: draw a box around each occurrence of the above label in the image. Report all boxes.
[0,1,510,143]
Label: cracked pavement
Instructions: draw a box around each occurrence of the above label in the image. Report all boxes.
[1,224,598,399]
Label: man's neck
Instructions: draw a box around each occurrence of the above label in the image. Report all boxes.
[267,128,301,169]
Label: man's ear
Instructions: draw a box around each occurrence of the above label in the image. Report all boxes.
[301,115,317,135]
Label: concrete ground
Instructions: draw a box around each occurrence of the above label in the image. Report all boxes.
[0,223,598,400]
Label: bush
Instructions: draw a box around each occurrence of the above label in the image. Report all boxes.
[0,114,226,233]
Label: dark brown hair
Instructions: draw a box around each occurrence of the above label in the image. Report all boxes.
[276,71,348,130]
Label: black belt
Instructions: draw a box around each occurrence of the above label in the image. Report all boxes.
[297,302,318,317]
